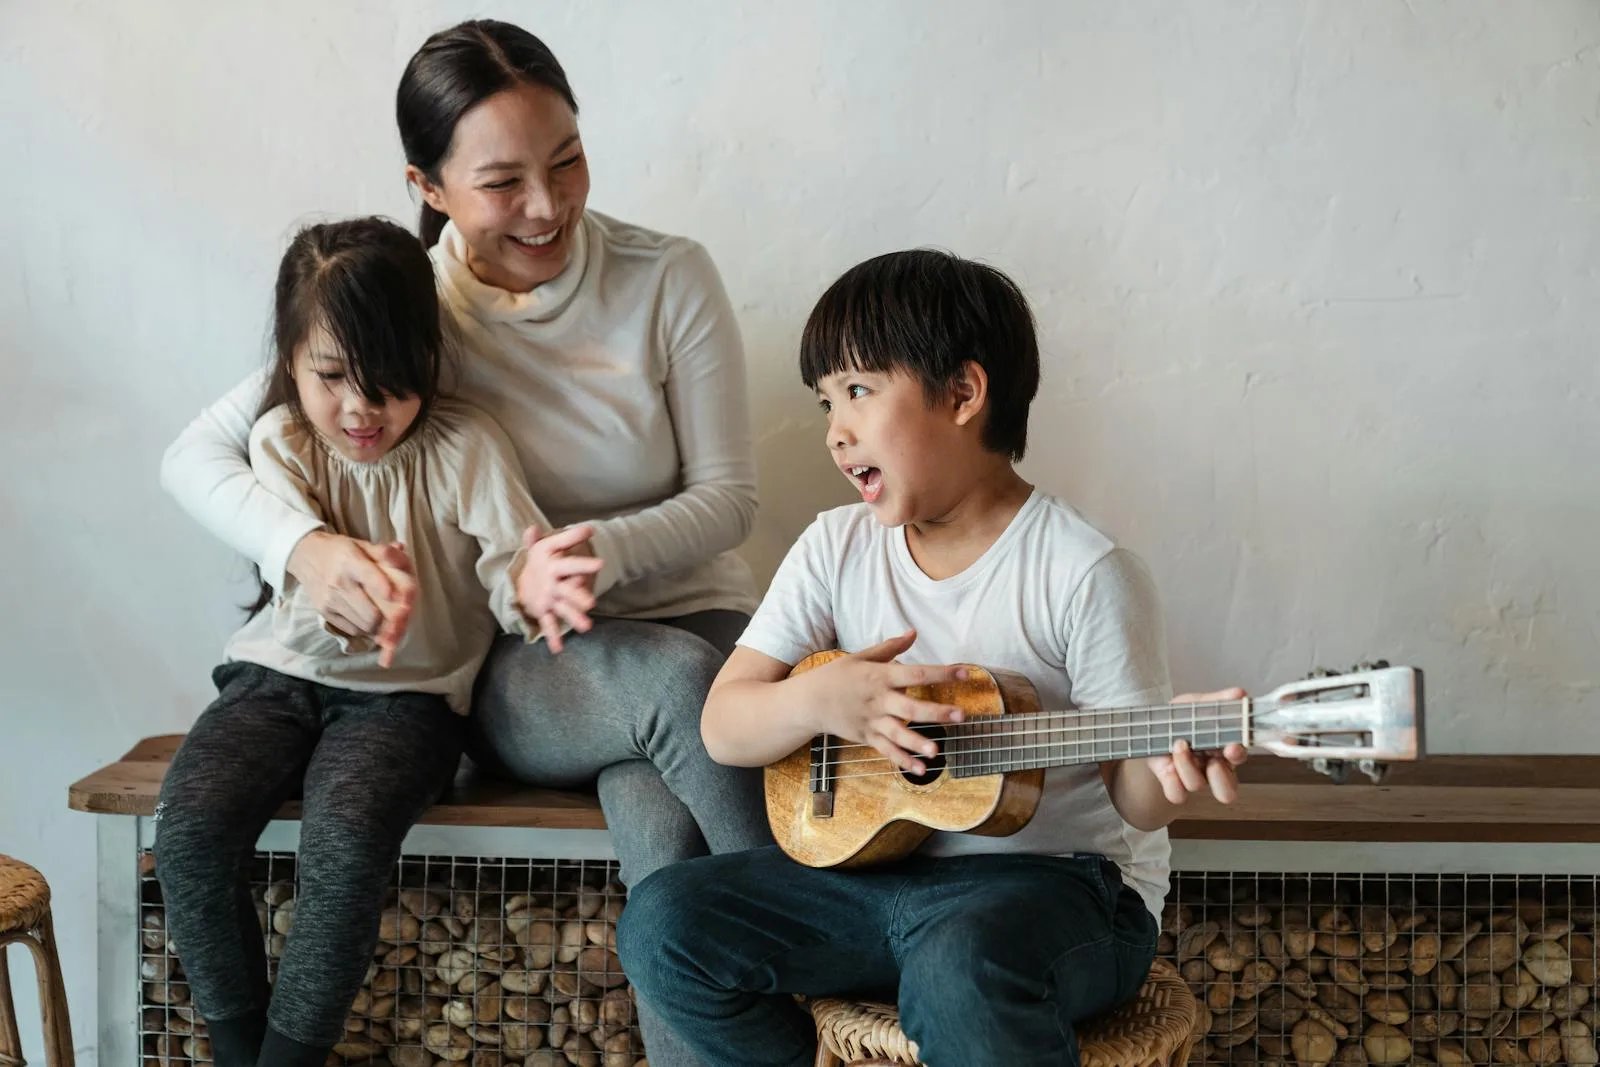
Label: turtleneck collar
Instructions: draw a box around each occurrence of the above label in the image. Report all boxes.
[432,213,591,324]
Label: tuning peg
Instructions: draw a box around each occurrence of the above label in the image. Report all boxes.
[1306,666,1336,680]
[1311,757,1350,784]
[1349,659,1391,673]
[1357,760,1389,784]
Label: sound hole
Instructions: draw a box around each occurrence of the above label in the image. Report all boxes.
[900,724,947,786]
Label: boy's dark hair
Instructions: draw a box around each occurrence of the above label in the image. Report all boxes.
[799,249,1041,461]
[398,20,578,247]
[248,215,449,615]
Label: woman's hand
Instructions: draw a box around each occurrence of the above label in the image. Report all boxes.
[515,524,606,653]
[286,531,417,666]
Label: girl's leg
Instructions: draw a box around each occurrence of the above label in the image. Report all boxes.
[258,690,466,1067]
[153,664,322,1067]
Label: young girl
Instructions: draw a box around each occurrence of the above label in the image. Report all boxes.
[152,216,558,1067]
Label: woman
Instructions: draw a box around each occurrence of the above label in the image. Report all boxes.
[161,19,771,1064]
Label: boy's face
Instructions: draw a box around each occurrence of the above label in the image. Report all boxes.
[817,367,965,527]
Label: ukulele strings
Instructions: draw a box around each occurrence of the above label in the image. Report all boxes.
[821,703,1247,761]
[813,707,1252,779]
[818,728,1325,783]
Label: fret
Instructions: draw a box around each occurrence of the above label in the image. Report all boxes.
[941,700,1250,779]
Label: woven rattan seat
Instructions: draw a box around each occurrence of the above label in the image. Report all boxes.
[807,958,1197,1067]
[0,859,50,938]
[0,855,74,1066]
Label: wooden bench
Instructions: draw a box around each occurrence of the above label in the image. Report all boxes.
[68,735,609,829]
[68,737,1600,841]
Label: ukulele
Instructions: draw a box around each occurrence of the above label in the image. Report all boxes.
[765,653,1424,869]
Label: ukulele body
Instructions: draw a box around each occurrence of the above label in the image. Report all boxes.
[764,650,1048,869]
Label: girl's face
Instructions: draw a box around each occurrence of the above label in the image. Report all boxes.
[293,325,422,463]
[410,82,591,294]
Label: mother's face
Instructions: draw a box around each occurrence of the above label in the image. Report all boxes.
[411,82,591,294]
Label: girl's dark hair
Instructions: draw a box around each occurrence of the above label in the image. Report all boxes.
[398,20,578,246]
[799,249,1042,461]
[246,215,448,615]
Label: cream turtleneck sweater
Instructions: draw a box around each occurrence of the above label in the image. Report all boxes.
[160,210,758,623]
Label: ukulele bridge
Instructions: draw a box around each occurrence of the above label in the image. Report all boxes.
[809,735,836,818]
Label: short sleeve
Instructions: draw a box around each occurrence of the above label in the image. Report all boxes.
[1062,546,1172,710]
[735,518,838,666]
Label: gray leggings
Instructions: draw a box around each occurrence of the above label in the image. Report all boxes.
[468,610,774,1067]
[468,610,773,887]
[153,662,466,1067]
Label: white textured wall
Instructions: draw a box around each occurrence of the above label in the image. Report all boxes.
[2,2,1595,1061]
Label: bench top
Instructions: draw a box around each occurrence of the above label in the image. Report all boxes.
[68,735,609,829]
[66,737,1600,841]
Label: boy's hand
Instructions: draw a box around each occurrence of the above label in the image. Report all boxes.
[516,524,605,653]
[807,630,969,776]
[1145,687,1250,804]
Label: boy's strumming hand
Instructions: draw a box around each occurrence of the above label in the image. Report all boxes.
[806,630,969,777]
[1144,687,1251,805]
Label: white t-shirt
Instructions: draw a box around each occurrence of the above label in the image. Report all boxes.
[160,210,757,621]
[738,490,1174,917]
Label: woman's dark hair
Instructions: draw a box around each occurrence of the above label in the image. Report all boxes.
[246,215,448,615]
[398,20,578,246]
[799,249,1042,461]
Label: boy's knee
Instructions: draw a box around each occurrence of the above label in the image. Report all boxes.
[616,863,705,994]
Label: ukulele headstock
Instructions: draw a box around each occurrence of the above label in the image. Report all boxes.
[1250,661,1424,784]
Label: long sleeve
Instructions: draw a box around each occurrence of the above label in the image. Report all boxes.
[584,243,758,595]
[159,369,324,589]
[452,413,556,639]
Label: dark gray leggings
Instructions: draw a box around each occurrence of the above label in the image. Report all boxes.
[153,662,466,1067]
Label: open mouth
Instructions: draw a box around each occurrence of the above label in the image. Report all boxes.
[510,227,562,250]
[344,427,383,449]
[845,464,884,503]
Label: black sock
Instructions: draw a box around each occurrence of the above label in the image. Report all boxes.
[256,1025,331,1067]
[205,1010,266,1067]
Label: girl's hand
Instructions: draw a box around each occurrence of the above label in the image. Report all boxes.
[1145,687,1250,805]
[803,631,969,776]
[516,524,606,653]
[287,531,416,666]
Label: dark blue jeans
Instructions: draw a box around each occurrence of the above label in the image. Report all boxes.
[617,845,1158,1067]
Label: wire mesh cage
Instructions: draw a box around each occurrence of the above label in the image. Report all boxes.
[137,848,646,1067]
[1162,872,1600,1067]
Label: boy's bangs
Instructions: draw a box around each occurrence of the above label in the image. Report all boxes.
[798,283,902,390]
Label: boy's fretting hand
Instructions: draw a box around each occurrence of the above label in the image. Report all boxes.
[1144,687,1251,805]
[807,630,969,776]
[515,524,606,653]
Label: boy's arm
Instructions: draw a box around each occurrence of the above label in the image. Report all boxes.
[702,518,966,770]
[702,633,967,769]
[1103,688,1249,831]
[1063,548,1247,831]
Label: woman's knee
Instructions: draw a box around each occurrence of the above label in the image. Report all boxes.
[632,626,725,732]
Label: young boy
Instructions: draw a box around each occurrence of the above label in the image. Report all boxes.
[617,250,1247,1067]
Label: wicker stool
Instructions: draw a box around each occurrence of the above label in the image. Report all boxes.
[808,958,1196,1067]
[0,856,74,1067]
